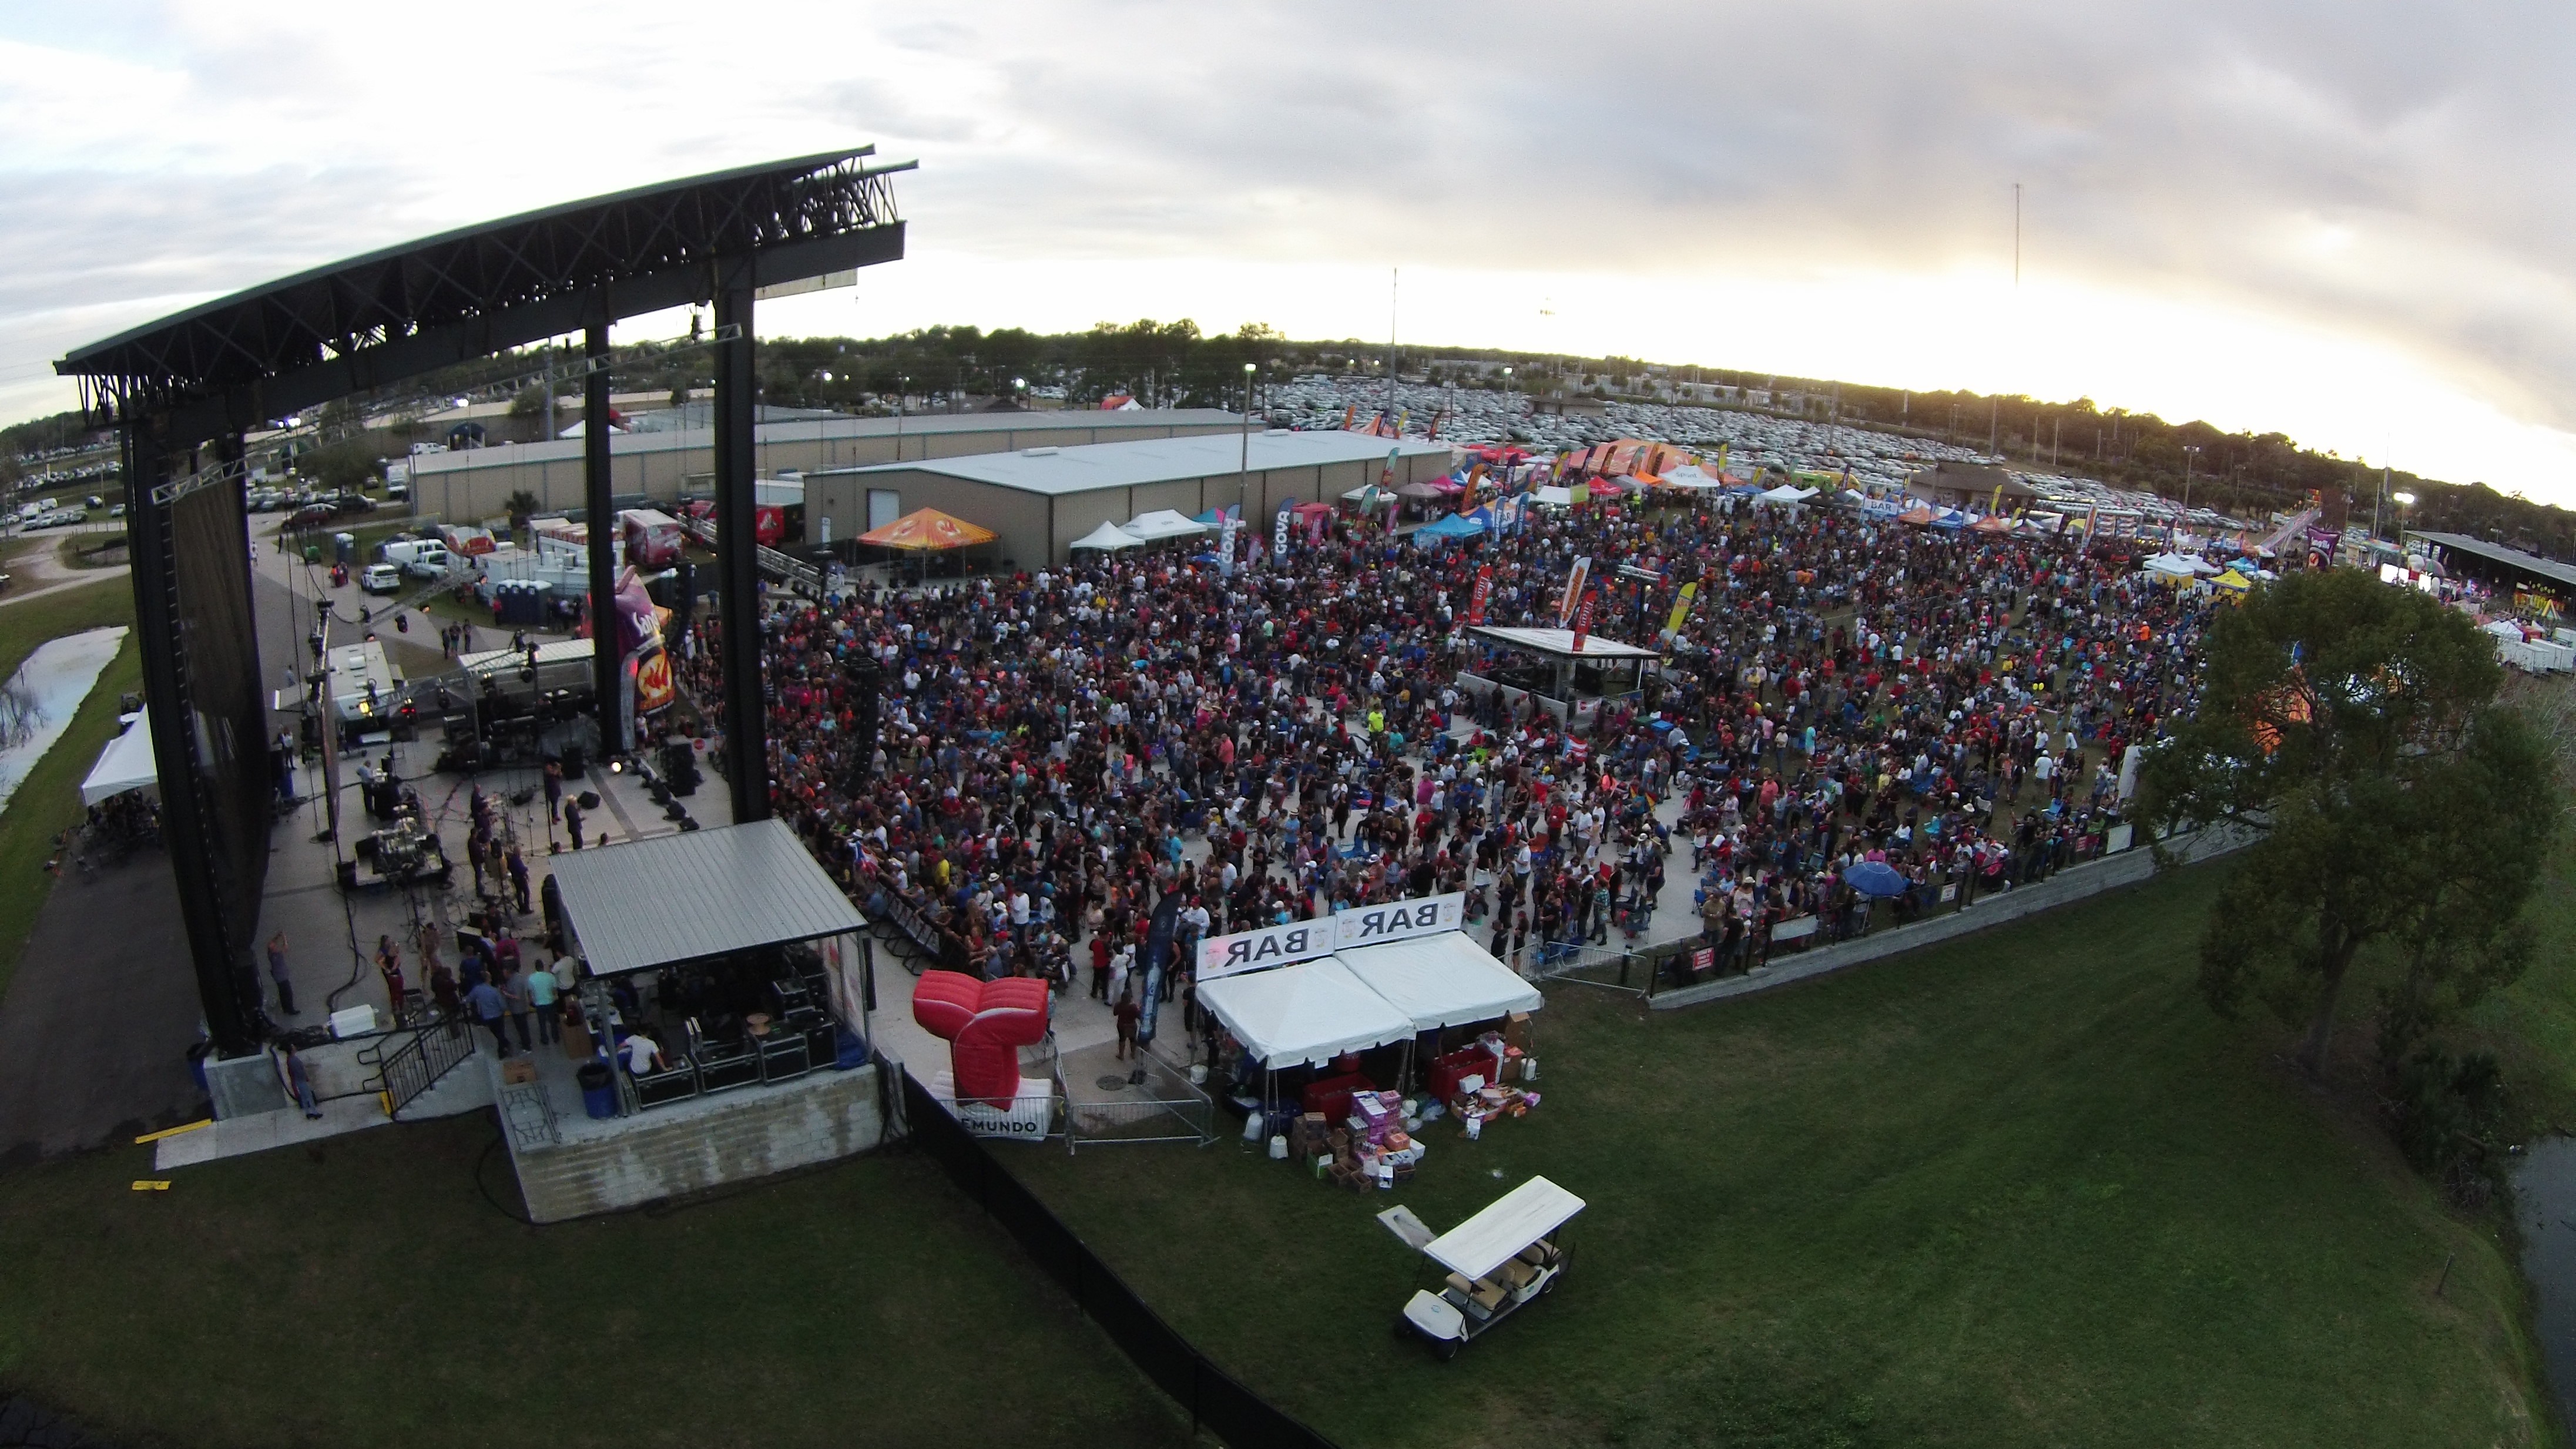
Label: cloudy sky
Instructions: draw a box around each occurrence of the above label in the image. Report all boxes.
[4,1,2571,499]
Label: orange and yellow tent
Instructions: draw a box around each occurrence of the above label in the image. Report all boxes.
[857,508,998,551]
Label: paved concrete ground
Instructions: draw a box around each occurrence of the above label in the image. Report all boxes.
[0,849,207,1163]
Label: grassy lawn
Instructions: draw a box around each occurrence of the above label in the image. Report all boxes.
[1008,861,2552,1448]
[0,579,139,1001]
[0,1115,1190,1449]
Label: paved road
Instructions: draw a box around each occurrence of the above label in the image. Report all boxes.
[0,851,207,1165]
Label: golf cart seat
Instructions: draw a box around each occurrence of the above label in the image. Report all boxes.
[1493,1256,1539,1291]
[1518,1240,1561,1269]
[1446,1272,1507,1314]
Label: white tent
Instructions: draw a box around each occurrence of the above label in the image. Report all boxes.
[1337,932,1542,1033]
[1759,484,1819,504]
[1196,957,1418,1068]
[80,708,161,806]
[1530,485,1575,508]
[1069,520,1145,552]
[2144,552,2215,578]
[1656,464,1725,491]
[1123,509,1212,541]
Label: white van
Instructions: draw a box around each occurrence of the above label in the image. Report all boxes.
[381,538,452,578]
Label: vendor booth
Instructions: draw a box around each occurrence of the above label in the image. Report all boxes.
[1193,897,1547,1192]
[1457,624,1663,732]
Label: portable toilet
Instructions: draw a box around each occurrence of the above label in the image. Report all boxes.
[333,531,356,566]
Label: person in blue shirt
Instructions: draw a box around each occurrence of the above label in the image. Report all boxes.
[465,978,509,1057]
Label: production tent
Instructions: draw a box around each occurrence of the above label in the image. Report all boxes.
[1124,509,1212,541]
[1337,932,1542,1034]
[1657,464,1726,491]
[1394,481,1446,501]
[1196,957,1418,1068]
[80,709,160,806]
[1069,520,1145,552]
[858,508,998,551]
[1530,485,1575,508]
[1758,484,1818,504]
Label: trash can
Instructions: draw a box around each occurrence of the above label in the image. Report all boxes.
[577,1059,617,1119]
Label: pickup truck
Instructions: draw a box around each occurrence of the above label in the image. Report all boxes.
[381,538,452,578]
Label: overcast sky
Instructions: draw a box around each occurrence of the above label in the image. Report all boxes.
[4,1,2571,499]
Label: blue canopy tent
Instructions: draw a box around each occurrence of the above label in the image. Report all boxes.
[1414,512,1488,542]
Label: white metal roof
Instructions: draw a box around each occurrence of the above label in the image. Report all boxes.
[1468,625,1663,661]
[1424,1176,1587,1280]
[1196,957,1418,1068]
[546,819,868,975]
[1336,931,1541,1032]
[820,430,1452,498]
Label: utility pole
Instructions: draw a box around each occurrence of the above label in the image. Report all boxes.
[1987,398,1998,457]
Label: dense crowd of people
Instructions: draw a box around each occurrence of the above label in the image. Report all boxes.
[673,487,2215,1006]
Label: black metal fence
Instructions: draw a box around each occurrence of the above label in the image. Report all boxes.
[367,1016,480,1116]
[898,1069,1340,1449]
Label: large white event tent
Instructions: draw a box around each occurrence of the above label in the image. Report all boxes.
[1338,932,1542,1034]
[1122,508,1212,542]
[80,710,160,806]
[1068,520,1145,552]
[1196,957,1417,1069]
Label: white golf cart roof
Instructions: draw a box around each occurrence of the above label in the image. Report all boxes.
[1424,1175,1586,1280]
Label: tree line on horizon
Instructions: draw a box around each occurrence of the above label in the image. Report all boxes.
[7,321,2571,556]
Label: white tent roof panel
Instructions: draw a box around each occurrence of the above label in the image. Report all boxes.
[80,709,160,806]
[1069,520,1145,551]
[1337,931,1541,1032]
[1123,508,1212,541]
[1195,957,1417,1069]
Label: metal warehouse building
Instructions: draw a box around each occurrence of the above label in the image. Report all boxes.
[808,429,1454,567]
[406,407,1245,524]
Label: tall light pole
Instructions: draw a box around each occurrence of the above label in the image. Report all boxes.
[2181,444,2202,521]
[1012,375,1027,411]
[2392,489,2417,548]
[894,373,909,461]
[1239,361,1256,516]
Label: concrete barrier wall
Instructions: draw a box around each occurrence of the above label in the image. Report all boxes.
[508,1064,883,1223]
[1650,829,2249,1011]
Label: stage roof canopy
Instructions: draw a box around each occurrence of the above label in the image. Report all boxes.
[548,819,867,976]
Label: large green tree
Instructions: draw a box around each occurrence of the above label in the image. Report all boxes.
[2139,569,2559,1076]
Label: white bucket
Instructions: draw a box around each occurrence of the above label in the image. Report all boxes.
[1268,1133,1289,1160]
[1242,1111,1265,1143]
[1188,1064,1208,1085]
[1521,1058,1538,1082]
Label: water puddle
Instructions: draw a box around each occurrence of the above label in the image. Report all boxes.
[2516,1136,2576,1429]
[0,626,129,814]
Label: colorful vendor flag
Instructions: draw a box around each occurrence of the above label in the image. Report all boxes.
[1557,555,1592,626]
[1382,447,1400,489]
[1662,581,1699,642]
[1570,587,1599,655]
[1468,565,1494,625]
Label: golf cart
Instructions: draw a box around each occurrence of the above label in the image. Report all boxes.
[1382,1175,1585,1360]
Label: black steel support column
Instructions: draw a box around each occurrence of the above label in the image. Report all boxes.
[585,322,620,753]
[712,264,768,822]
[127,422,260,1055]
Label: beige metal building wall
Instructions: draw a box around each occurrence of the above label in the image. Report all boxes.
[812,442,1455,567]
[407,410,1244,524]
